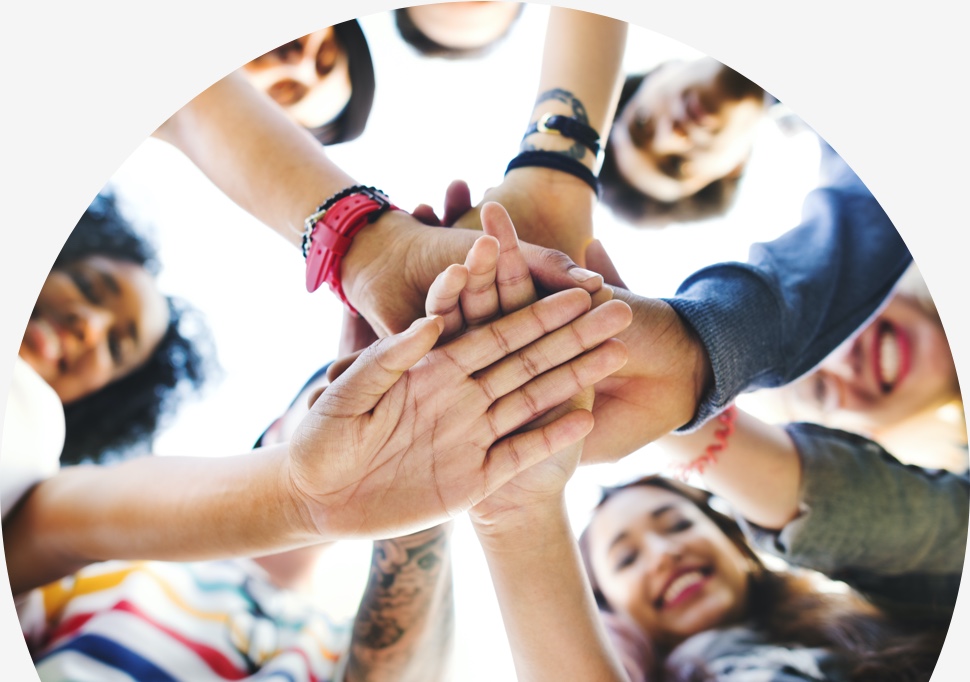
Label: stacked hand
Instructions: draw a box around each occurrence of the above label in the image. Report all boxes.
[420,203,631,525]
[288,217,631,539]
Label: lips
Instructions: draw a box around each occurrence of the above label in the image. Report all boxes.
[655,567,710,610]
[23,316,69,374]
[873,320,912,394]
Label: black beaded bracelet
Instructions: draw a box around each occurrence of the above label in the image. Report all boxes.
[506,150,600,196]
[523,113,601,156]
[301,185,389,259]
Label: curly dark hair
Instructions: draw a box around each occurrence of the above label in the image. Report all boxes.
[393,5,523,60]
[578,476,945,682]
[54,192,213,465]
[600,71,753,228]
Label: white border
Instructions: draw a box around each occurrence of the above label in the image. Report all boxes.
[2,2,966,679]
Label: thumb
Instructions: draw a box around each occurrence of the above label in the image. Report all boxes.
[520,242,604,296]
[442,179,473,227]
[320,316,445,417]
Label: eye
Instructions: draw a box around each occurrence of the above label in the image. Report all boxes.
[668,518,693,533]
[615,549,637,571]
[70,271,100,304]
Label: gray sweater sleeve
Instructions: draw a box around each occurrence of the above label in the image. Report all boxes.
[664,145,912,429]
[741,423,969,619]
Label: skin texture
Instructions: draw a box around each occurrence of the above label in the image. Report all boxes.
[586,486,751,650]
[422,202,630,682]
[405,2,522,50]
[240,27,351,129]
[787,293,960,433]
[610,57,764,202]
[19,255,168,404]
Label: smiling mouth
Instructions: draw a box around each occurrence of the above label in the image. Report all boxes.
[656,567,711,609]
[874,320,912,394]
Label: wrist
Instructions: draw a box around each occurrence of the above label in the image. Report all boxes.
[471,494,567,552]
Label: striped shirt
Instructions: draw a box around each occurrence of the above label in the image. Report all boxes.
[21,559,350,681]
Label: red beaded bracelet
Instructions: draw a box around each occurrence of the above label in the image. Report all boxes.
[672,405,738,482]
[302,186,398,314]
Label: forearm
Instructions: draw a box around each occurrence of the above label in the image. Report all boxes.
[473,499,628,682]
[3,444,316,595]
[664,149,911,429]
[659,410,802,529]
[528,8,626,163]
[155,70,355,248]
[345,524,454,682]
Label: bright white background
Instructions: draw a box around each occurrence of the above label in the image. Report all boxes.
[1,2,967,681]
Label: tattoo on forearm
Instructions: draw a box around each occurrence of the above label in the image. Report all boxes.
[534,88,590,124]
[528,88,592,159]
[354,529,453,650]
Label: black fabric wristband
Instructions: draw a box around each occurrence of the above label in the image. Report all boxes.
[523,113,601,156]
[506,150,600,196]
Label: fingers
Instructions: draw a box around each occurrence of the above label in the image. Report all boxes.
[442,179,473,227]
[437,288,594,375]
[486,338,628,438]
[520,242,603,296]
[585,239,629,289]
[338,309,379,356]
[480,202,537,314]
[483,409,594,485]
[476,300,633,404]
[459,235,502,327]
[411,203,442,227]
[326,349,366,384]
[320,316,445,417]
[426,263,469,338]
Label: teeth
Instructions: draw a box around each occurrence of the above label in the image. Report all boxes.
[879,327,899,388]
[663,570,705,605]
[31,318,62,361]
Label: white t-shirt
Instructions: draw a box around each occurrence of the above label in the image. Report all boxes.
[0,357,64,519]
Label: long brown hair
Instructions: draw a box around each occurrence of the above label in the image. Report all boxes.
[578,476,945,681]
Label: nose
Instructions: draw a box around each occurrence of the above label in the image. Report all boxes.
[641,533,683,576]
[651,115,690,154]
[69,305,113,350]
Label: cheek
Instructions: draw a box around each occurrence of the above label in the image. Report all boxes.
[55,355,114,404]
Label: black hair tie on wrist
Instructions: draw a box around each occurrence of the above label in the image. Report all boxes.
[506,150,600,197]
[523,113,601,156]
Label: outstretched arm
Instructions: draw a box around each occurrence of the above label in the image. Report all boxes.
[452,8,627,263]
[154,70,604,336]
[345,525,454,682]
[4,278,630,595]
[425,207,630,681]
[578,146,912,462]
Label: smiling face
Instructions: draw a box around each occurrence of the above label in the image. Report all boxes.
[586,485,751,649]
[788,294,960,432]
[611,57,765,203]
[20,255,169,404]
[241,26,352,129]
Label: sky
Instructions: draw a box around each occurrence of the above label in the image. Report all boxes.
[84,6,822,680]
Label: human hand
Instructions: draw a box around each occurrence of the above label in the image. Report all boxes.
[287,285,631,540]
[449,167,597,264]
[424,204,631,523]
[341,205,604,338]
[580,240,713,463]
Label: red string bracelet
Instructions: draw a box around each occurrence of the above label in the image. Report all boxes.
[672,405,738,482]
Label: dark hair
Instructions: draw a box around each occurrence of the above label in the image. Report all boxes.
[306,20,375,145]
[54,192,213,465]
[579,476,945,682]
[393,5,523,60]
[599,71,751,227]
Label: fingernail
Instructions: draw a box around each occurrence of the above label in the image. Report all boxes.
[569,267,600,282]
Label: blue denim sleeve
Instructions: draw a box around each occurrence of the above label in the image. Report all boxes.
[740,423,969,620]
[663,145,912,429]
